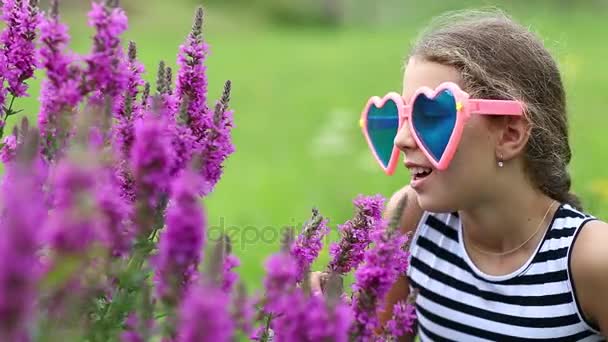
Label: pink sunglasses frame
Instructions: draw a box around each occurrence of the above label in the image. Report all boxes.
[359,82,525,175]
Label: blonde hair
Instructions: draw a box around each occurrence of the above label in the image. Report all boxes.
[409,9,582,209]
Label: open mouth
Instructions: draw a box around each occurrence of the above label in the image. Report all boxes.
[411,166,433,181]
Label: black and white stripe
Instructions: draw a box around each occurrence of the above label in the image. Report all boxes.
[406,204,605,341]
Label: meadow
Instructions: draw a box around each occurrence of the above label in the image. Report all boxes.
[5,0,608,290]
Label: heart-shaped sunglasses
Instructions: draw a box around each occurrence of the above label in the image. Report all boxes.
[359,82,525,175]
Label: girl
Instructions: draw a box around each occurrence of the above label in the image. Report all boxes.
[313,9,608,341]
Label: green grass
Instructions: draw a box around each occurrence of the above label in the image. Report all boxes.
[3,0,608,291]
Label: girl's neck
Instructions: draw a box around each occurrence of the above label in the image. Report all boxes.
[458,184,558,255]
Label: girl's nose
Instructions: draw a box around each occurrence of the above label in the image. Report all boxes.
[394,121,416,152]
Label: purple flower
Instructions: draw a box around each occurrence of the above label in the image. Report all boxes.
[153,169,205,305]
[354,194,384,221]
[385,301,416,338]
[291,210,329,282]
[0,162,45,341]
[270,286,353,342]
[261,249,352,341]
[328,300,354,342]
[0,135,18,163]
[38,1,83,160]
[120,313,153,342]
[84,1,128,104]
[222,254,240,293]
[176,283,234,342]
[162,93,179,120]
[121,314,142,342]
[121,330,143,342]
[0,0,41,98]
[199,81,235,195]
[130,112,173,209]
[168,121,196,179]
[175,7,211,143]
[172,8,213,191]
[350,220,410,341]
[113,41,145,161]
[171,9,235,195]
[155,92,206,195]
[329,194,385,274]
[96,168,132,257]
[115,160,136,204]
[263,252,299,314]
[43,159,101,254]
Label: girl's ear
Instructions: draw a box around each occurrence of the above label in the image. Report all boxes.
[495,115,531,161]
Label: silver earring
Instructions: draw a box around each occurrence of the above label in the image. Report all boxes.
[498,154,504,168]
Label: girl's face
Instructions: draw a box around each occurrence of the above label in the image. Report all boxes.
[396,58,503,212]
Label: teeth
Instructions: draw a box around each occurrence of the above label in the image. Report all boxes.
[411,167,432,175]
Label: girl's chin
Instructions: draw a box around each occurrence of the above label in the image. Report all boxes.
[415,189,457,214]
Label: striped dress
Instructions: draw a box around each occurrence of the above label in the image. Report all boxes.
[406,203,605,341]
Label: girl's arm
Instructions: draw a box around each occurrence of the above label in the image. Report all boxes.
[378,185,424,341]
[569,219,608,337]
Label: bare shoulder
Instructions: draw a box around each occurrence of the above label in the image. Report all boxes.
[384,185,424,235]
[571,219,608,274]
[570,219,608,334]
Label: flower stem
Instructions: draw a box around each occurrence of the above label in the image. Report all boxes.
[0,94,17,140]
[93,200,165,341]
[260,313,274,342]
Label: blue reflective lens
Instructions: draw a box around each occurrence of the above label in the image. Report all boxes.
[411,89,457,162]
[366,100,399,168]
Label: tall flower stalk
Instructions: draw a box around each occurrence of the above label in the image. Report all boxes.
[349,194,414,341]
[175,7,210,140]
[38,0,83,161]
[207,234,242,295]
[113,41,145,208]
[328,194,385,274]
[0,0,41,97]
[84,0,128,105]
[114,41,145,161]
[290,208,330,283]
[0,0,42,139]
[202,80,236,194]
[173,7,235,194]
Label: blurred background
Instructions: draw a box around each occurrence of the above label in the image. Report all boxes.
[6,0,608,289]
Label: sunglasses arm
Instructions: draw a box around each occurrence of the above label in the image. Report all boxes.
[468,99,525,116]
